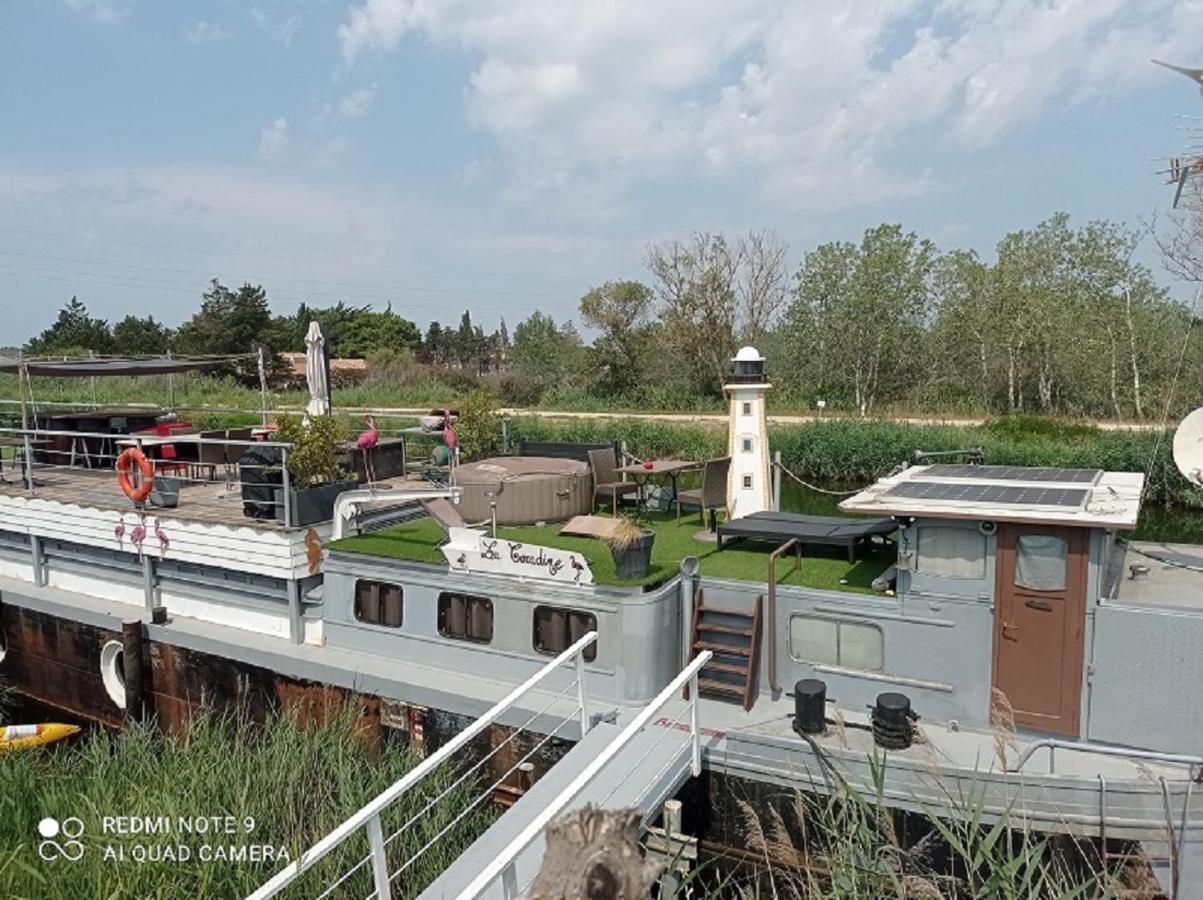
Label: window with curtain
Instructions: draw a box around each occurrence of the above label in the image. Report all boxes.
[533,606,597,662]
[1015,534,1068,590]
[354,579,403,628]
[915,525,987,579]
[438,592,494,644]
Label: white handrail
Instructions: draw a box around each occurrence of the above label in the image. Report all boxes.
[246,631,598,900]
[1007,738,1203,779]
[460,649,713,899]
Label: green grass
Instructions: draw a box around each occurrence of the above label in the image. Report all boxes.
[0,703,495,899]
[329,511,892,592]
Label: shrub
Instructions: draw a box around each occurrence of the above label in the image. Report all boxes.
[276,413,351,487]
[454,388,502,461]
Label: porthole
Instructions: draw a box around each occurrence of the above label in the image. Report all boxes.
[100,640,127,709]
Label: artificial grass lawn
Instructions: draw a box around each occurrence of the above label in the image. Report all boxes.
[329,511,893,592]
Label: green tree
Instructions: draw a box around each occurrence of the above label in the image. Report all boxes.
[510,311,583,389]
[26,297,114,355]
[112,315,173,356]
[174,280,280,382]
[338,309,422,357]
[579,280,655,398]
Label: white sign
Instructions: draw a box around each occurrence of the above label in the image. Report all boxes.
[440,528,594,586]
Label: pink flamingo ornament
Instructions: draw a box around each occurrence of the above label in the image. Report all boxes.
[130,517,147,561]
[114,516,127,548]
[357,414,380,484]
[442,409,457,460]
[154,518,169,558]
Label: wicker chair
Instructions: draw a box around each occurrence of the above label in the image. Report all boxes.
[675,456,731,524]
[588,447,639,513]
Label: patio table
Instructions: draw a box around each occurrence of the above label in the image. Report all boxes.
[614,459,701,511]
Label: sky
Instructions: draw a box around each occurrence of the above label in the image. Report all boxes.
[2,0,1203,346]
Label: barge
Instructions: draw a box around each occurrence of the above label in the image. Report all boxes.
[1,348,1201,898]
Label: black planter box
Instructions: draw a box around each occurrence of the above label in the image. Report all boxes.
[609,530,656,581]
[274,481,358,526]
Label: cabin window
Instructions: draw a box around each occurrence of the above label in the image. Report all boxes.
[354,579,403,627]
[533,606,597,662]
[742,402,752,416]
[915,526,987,579]
[789,615,883,672]
[1015,534,1068,590]
[438,592,494,644]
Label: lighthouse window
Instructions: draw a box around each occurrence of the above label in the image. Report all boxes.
[354,579,403,628]
[742,402,752,416]
[533,606,597,662]
[438,592,494,644]
[741,437,753,453]
[789,615,883,672]
[742,474,753,489]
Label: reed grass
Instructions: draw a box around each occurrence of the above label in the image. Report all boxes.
[0,704,495,899]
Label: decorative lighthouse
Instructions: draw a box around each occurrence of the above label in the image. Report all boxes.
[724,346,772,520]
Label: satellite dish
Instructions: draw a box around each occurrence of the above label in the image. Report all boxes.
[1172,407,1203,485]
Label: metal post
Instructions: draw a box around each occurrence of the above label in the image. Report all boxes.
[662,800,684,899]
[286,579,303,645]
[501,862,519,899]
[89,350,97,407]
[142,556,156,617]
[773,450,782,511]
[575,650,590,735]
[23,431,33,491]
[30,535,44,587]
[167,350,175,409]
[280,445,293,528]
[365,814,393,900]
[689,671,701,777]
[257,346,268,427]
[501,416,510,455]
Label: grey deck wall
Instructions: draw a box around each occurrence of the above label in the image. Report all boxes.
[321,553,683,707]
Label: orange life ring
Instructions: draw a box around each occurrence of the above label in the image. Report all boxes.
[116,447,154,503]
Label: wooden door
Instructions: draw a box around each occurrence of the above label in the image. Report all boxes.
[991,524,1088,737]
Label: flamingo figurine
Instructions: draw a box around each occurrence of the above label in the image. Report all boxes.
[153,518,169,558]
[442,409,457,462]
[357,414,380,484]
[114,516,127,548]
[130,517,147,561]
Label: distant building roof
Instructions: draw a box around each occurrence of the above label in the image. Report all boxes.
[280,353,367,378]
[839,463,1144,529]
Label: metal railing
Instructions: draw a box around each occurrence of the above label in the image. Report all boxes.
[1007,738,1203,781]
[0,426,298,526]
[460,649,713,899]
[247,631,599,900]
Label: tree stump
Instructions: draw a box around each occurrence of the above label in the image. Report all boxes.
[529,806,662,899]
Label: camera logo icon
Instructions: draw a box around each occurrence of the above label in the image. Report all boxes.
[37,817,85,861]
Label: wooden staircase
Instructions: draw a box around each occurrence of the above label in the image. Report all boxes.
[688,589,763,711]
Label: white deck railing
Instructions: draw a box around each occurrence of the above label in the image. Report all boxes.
[460,649,713,899]
[246,631,598,900]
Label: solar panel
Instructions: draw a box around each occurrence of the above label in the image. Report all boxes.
[923,464,1101,484]
[884,481,1088,508]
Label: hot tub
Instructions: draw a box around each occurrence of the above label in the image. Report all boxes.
[455,457,592,525]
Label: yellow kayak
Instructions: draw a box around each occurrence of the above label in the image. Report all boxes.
[0,723,80,753]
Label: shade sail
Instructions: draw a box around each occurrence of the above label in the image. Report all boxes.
[0,356,251,377]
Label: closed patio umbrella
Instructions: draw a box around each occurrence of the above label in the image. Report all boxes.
[305,321,331,417]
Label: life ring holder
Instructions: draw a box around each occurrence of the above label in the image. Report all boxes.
[116,447,155,504]
[99,640,126,709]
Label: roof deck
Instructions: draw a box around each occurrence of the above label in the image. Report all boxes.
[1111,540,1203,612]
[329,511,895,591]
[840,463,1144,529]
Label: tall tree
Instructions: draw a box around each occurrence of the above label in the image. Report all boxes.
[112,315,173,356]
[579,280,655,398]
[26,297,114,355]
[510,311,582,388]
[174,280,280,382]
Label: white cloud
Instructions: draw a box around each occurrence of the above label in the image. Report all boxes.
[187,21,232,44]
[250,8,301,46]
[257,118,291,163]
[64,0,131,24]
[337,84,378,120]
[336,0,1203,208]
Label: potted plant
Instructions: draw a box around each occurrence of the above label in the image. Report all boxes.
[605,514,656,580]
[273,414,358,526]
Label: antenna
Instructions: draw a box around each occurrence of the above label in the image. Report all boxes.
[1172,407,1203,485]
